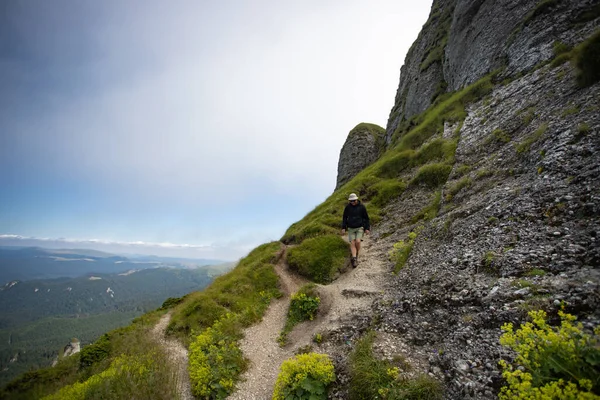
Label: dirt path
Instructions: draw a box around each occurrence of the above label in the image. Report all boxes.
[229,237,387,400]
[151,313,194,400]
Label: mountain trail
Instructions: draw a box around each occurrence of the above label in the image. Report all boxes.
[151,312,194,400]
[229,236,387,399]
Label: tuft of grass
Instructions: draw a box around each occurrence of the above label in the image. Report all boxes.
[523,0,561,26]
[371,180,408,207]
[576,29,600,88]
[410,164,453,188]
[412,191,442,223]
[378,150,416,178]
[286,235,348,284]
[525,268,546,277]
[561,105,580,117]
[480,251,499,275]
[349,331,443,400]
[516,123,548,154]
[475,168,494,179]
[445,177,472,202]
[390,231,419,273]
[553,41,572,57]
[454,164,471,177]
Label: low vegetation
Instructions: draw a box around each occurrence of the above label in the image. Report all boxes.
[286,235,348,284]
[349,331,443,399]
[445,177,472,202]
[167,242,281,341]
[390,231,419,273]
[279,284,320,345]
[412,191,442,223]
[273,353,335,400]
[0,312,171,400]
[499,310,600,399]
[576,29,600,88]
[516,123,548,154]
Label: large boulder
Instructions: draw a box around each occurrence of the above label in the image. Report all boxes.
[335,123,385,190]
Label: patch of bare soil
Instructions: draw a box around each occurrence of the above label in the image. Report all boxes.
[152,313,194,400]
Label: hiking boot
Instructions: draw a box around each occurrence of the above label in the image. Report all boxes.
[351,257,358,268]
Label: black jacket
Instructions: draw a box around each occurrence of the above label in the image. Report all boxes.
[342,201,370,230]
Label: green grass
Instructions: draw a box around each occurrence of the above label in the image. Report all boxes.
[561,105,580,117]
[576,29,600,88]
[410,164,453,188]
[516,123,548,154]
[286,235,349,284]
[349,331,443,400]
[392,75,494,148]
[167,242,281,341]
[524,268,546,277]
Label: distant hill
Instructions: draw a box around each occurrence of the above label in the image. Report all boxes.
[0,265,223,386]
[0,246,227,283]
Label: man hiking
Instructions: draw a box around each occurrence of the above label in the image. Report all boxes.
[341,193,370,268]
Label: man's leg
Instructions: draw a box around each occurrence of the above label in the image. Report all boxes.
[355,240,361,258]
[350,240,357,257]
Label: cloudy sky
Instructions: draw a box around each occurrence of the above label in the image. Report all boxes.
[0,1,432,260]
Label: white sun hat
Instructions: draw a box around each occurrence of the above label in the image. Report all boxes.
[348,193,359,201]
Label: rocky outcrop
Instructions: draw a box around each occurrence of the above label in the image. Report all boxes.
[386,0,600,144]
[370,60,600,398]
[335,123,385,189]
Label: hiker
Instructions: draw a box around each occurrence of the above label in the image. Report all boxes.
[341,193,370,268]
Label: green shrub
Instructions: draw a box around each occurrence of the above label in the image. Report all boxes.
[576,30,600,88]
[160,296,184,309]
[480,251,498,275]
[279,284,321,345]
[286,235,348,284]
[349,331,442,400]
[516,123,548,154]
[499,310,600,399]
[79,334,111,368]
[188,314,246,399]
[410,164,453,188]
[273,353,336,400]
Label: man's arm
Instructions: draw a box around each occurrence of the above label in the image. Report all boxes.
[362,205,370,232]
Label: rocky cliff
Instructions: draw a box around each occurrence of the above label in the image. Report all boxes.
[331,1,600,398]
[335,123,386,189]
[385,0,600,144]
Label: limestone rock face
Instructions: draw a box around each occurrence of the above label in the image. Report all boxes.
[335,123,385,190]
[385,0,599,144]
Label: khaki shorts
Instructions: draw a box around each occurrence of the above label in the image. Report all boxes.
[348,227,364,242]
